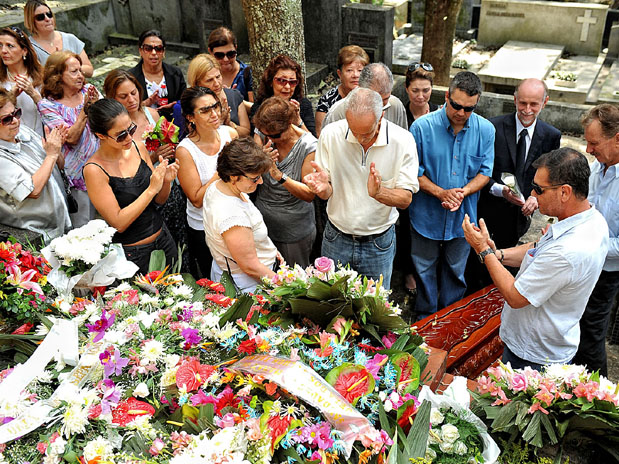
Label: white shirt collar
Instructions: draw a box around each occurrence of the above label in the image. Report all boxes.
[515,113,537,140]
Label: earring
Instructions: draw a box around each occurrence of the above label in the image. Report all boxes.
[23,55,26,60]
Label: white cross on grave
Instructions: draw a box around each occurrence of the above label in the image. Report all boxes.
[576,10,597,42]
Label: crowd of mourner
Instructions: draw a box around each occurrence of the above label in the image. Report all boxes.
[1,1,618,377]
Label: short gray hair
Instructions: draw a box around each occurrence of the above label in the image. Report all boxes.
[345,87,383,123]
[359,62,393,95]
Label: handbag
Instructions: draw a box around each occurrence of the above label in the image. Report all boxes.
[59,169,78,214]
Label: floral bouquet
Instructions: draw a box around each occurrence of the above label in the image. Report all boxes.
[142,116,180,152]
[256,257,408,341]
[41,220,138,298]
[471,363,619,457]
[0,241,51,325]
[500,172,524,200]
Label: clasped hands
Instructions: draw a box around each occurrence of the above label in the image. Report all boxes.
[502,186,537,216]
[303,161,384,199]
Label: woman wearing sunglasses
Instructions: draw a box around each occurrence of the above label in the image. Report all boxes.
[252,96,317,267]
[250,54,315,137]
[176,87,238,278]
[38,51,100,228]
[127,30,186,121]
[171,54,250,138]
[0,27,43,136]
[203,137,280,292]
[208,27,253,102]
[83,99,179,274]
[23,0,94,78]
[0,89,70,240]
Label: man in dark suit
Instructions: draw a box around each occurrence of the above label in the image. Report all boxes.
[466,79,561,291]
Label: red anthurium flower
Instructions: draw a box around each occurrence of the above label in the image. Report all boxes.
[88,398,154,427]
[333,369,371,404]
[176,360,214,392]
[267,414,292,451]
[237,339,257,354]
[12,323,33,334]
[204,294,233,307]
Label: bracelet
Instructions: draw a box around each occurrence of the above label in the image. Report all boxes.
[498,249,504,263]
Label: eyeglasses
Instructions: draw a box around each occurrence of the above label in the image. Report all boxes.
[408,62,433,72]
[196,102,221,115]
[263,130,283,140]
[106,122,137,143]
[244,174,261,183]
[531,181,564,195]
[0,108,22,125]
[273,77,298,87]
[448,97,477,113]
[213,50,237,60]
[34,11,53,21]
[141,44,165,53]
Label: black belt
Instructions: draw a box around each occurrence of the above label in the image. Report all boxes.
[328,220,390,243]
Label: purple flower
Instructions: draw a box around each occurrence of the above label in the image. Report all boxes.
[180,308,194,321]
[190,389,215,406]
[181,327,202,349]
[86,310,115,343]
[100,379,121,415]
[366,354,389,380]
[99,346,129,378]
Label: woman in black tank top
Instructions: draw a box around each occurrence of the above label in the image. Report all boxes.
[83,99,180,274]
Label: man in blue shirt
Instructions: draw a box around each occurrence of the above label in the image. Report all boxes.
[409,72,495,319]
[572,104,619,376]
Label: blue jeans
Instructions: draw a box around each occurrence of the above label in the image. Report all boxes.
[321,221,396,289]
[410,227,469,317]
[502,344,545,372]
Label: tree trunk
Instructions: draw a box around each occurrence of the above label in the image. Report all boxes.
[421,0,464,86]
[241,0,306,93]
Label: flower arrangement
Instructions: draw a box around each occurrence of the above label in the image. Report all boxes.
[471,362,619,457]
[0,241,51,324]
[0,263,430,464]
[143,116,180,153]
[425,406,485,463]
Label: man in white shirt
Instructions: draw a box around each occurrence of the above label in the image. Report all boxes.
[463,148,608,370]
[572,104,619,376]
[304,87,419,289]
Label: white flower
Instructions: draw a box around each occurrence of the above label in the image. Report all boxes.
[62,404,89,437]
[440,424,460,444]
[164,297,175,306]
[600,377,618,394]
[49,435,67,456]
[103,330,128,345]
[133,382,150,397]
[378,391,387,402]
[170,284,193,298]
[164,354,181,369]
[439,440,455,453]
[454,441,468,455]
[141,339,164,363]
[430,408,444,426]
[425,447,437,461]
[83,437,113,461]
[140,294,160,305]
[43,455,61,464]
[161,367,178,387]
[428,429,441,445]
[383,399,393,412]
[35,370,53,383]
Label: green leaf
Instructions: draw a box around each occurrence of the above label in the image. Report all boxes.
[522,411,543,447]
[386,428,398,464]
[220,271,239,298]
[540,412,558,445]
[378,401,392,434]
[218,294,254,328]
[148,249,166,272]
[289,298,353,326]
[490,399,520,430]
[408,399,431,458]
[306,280,333,300]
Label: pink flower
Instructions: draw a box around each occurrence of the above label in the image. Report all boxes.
[486,366,505,381]
[510,373,528,392]
[332,317,347,335]
[245,418,263,441]
[314,257,335,273]
[573,381,599,402]
[36,441,47,453]
[491,388,511,406]
[289,348,300,362]
[381,332,397,349]
[534,385,554,407]
[149,438,165,456]
[366,354,388,380]
[215,412,236,428]
[528,402,549,415]
[477,376,498,396]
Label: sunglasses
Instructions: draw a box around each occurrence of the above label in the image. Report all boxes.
[273,77,298,87]
[141,44,165,53]
[0,108,22,125]
[244,174,261,184]
[213,50,237,60]
[263,130,283,140]
[531,181,563,195]
[448,97,477,113]
[34,11,53,21]
[408,62,433,72]
[9,27,26,40]
[106,122,137,143]
[196,102,221,115]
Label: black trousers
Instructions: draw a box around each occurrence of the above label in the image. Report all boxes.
[186,226,213,280]
[572,270,619,377]
[123,224,178,275]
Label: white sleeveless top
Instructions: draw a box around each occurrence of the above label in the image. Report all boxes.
[178,126,232,230]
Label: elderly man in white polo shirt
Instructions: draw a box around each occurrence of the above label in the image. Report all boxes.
[304,87,419,289]
[463,147,608,370]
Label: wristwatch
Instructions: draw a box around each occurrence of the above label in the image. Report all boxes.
[278,173,288,185]
[478,247,494,263]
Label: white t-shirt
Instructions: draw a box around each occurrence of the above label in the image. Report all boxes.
[202,180,277,290]
[178,126,232,230]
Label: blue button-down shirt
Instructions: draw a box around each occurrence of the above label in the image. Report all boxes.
[409,106,495,240]
[589,161,619,271]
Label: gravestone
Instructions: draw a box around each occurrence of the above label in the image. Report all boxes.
[546,55,604,104]
[191,0,232,52]
[598,60,619,104]
[128,0,182,42]
[608,22,619,59]
[341,2,395,68]
[303,0,348,71]
[478,40,563,91]
[478,0,608,56]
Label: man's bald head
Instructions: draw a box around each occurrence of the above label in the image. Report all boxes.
[514,78,549,127]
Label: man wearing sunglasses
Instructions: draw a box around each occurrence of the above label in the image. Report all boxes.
[408,71,495,319]
[571,104,619,377]
[322,63,408,130]
[463,147,608,371]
